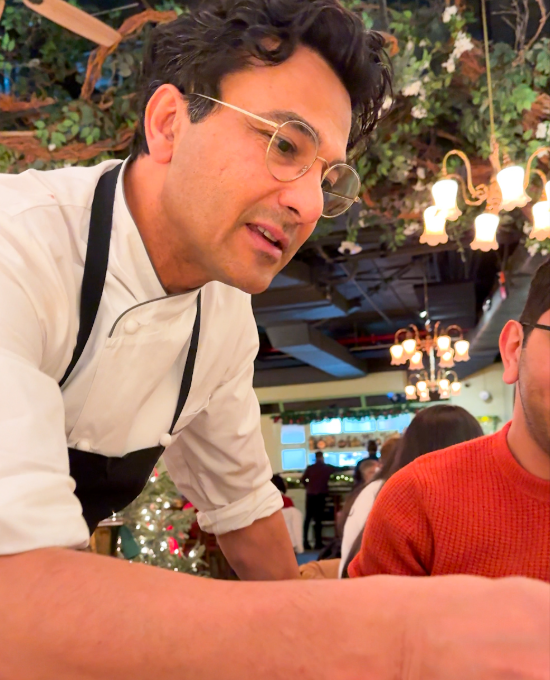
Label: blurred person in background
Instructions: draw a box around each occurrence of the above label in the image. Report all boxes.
[301,451,337,550]
[271,474,295,508]
[340,406,481,577]
[350,261,550,581]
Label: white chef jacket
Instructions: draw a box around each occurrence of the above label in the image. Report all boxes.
[0,159,282,555]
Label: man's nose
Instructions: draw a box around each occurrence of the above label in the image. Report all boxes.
[277,165,324,224]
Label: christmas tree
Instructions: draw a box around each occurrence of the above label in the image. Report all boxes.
[116,468,207,575]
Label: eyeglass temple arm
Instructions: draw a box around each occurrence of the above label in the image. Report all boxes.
[192,93,279,129]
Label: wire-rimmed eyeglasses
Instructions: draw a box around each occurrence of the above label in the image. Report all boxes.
[193,94,361,218]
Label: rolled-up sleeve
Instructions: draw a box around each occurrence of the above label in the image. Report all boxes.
[163,311,282,536]
[0,215,89,555]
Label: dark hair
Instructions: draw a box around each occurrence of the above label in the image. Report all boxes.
[129,0,392,159]
[520,259,550,343]
[367,439,378,455]
[341,405,482,577]
[271,473,287,494]
[315,450,324,459]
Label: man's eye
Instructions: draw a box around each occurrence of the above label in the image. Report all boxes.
[276,138,294,154]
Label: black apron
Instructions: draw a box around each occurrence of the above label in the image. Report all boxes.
[59,164,201,534]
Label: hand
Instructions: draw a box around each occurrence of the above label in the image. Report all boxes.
[403,576,550,680]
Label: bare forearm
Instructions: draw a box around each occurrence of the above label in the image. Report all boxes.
[0,547,403,680]
[217,511,300,580]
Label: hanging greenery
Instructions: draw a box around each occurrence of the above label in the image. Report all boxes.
[272,402,420,425]
[0,0,548,250]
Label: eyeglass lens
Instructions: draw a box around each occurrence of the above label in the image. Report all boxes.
[266,120,360,218]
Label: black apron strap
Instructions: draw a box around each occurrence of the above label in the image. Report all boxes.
[169,290,201,433]
[59,163,122,387]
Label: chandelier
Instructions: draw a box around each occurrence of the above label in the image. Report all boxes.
[420,0,550,251]
[390,321,469,401]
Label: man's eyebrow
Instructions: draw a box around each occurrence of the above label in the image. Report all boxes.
[261,109,347,165]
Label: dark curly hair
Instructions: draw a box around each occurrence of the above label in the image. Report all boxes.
[129,0,392,159]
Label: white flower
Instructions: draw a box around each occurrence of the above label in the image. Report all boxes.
[338,240,362,255]
[542,249,549,256]
[413,180,425,192]
[417,167,426,179]
[452,31,474,59]
[48,143,56,151]
[412,104,428,119]
[27,58,41,68]
[419,39,428,47]
[402,80,423,97]
[63,161,72,168]
[442,57,456,73]
[523,222,532,235]
[528,244,539,257]
[535,122,549,140]
[406,40,415,52]
[404,222,422,236]
[418,87,427,101]
[442,5,458,22]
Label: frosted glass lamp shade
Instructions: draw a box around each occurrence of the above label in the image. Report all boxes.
[420,206,448,246]
[390,343,406,365]
[471,213,499,251]
[439,388,451,399]
[530,201,550,241]
[496,166,531,211]
[405,384,417,400]
[438,378,450,393]
[454,339,470,362]
[416,380,428,393]
[402,338,417,358]
[451,381,462,395]
[436,334,452,356]
[439,349,455,368]
[432,179,462,221]
[409,351,424,370]
[419,390,431,402]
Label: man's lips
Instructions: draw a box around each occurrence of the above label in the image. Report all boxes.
[245,222,290,255]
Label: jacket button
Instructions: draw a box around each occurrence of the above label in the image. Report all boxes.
[159,433,173,448]
[124,319,139,335]
[77,439,91,452]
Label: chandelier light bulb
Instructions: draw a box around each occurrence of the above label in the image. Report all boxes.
[439,349,455,368]
[436,334,452,356]
[405,384,417,400]
[402,337,417,358]
[431,179,462,221]
[530,200,550,242]
[496,166,531,211]
[419,390,431,403]
[439,389,451,399]
[471,213,499,251]
[454,339,471,362]
[451,381,462,395]
[409,350,424,370]
[416,380,428,393]
[420,206,449,246]
[390,343,406,365]
[438,378,450,392]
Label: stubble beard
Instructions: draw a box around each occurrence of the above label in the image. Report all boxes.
[518,358,550,458]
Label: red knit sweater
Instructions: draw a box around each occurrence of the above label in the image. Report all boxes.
[349,423,550,581]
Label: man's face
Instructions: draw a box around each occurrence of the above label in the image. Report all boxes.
[159,46,352,293]
[517,310,550,456]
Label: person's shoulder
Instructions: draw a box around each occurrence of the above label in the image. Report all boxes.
[399,430,499,482]
[0,161,120,219]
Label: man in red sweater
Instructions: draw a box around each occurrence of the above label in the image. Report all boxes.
[349,260,550,580]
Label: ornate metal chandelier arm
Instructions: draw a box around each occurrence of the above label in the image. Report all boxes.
[524,148,550,190]
[442,151,488,204]
[445,173,487,206]
[445,324,464,339]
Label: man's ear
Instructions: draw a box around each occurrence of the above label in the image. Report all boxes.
[499,320,524,385]
[143,84,188,164]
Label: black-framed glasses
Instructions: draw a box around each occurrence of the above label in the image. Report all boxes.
[521,322,550,332]
[192,94,361,218]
